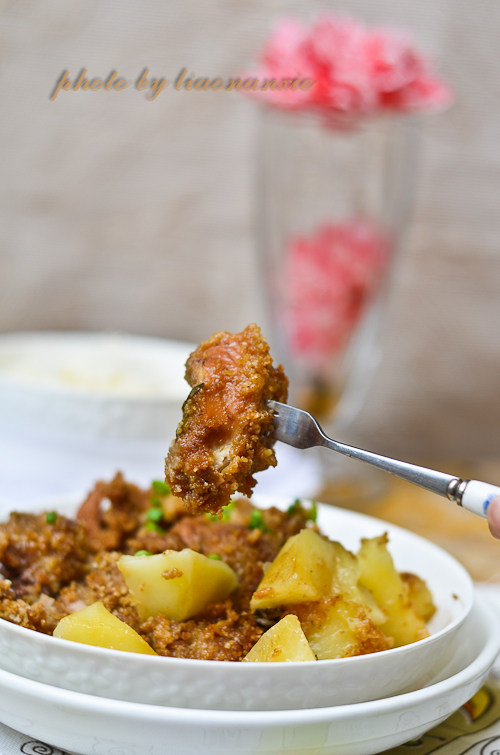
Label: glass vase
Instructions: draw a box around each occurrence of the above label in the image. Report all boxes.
[257,108,418,501]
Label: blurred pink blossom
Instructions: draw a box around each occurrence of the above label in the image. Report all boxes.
[249,16,452,120]
[285,219,391,366]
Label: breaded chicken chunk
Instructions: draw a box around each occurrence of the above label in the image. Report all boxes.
[165,324,288,514]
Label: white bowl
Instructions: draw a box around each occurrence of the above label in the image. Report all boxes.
[0,331,193,503]
[0,498,474,710]
[0,595,497,755]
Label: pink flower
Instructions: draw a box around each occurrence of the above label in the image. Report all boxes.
[284,219,391,367]
[248,15,452,120]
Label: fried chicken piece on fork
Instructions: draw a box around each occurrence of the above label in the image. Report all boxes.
[165,324,288,515]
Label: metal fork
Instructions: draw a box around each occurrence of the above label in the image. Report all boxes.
[268,399,500,519]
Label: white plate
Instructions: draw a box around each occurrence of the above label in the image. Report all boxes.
[0,595,497,755]
[0,499,474,710]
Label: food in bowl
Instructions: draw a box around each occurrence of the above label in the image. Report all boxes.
[0,489,474,709]
[0,473,435,662]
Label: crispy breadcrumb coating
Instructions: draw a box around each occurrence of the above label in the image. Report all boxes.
[165,324,288,514]
[0,483,313,660]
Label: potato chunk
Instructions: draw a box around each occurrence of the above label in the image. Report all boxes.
[244,614,316,662]
[327,541,385,624]
[250,527,432,655]
[118,548,238,621]
[357,535,429,646]
[293,598,393,660]
[53,601,156,654]
[250,529,337,611]
[401,572,436,622]
[249,528,382,620]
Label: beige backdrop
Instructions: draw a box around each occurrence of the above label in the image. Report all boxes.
[1,0,499,465]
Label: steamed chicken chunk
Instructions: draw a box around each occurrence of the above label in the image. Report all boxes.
[165,324,288,514]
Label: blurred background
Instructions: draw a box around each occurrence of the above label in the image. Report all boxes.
[1,0,500,467]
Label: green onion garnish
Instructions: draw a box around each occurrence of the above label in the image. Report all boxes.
[206,499,235,522]
[249,509,263,529]
[307,502,318,523]
[134,549,153,557]
[248,509,271,532]
[207,553,222,560]
[145,521,166,534]
[287,499,301,515]
[221,499,235,521]
[146,507,164,523]
[151,480,171,496]
[45,511,57,524]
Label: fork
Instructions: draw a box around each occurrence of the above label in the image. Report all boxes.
[268,399,500,519]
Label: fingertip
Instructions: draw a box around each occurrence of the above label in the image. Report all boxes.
[487,496,500,539]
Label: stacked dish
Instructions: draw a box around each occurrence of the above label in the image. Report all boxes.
[0,500,497,755]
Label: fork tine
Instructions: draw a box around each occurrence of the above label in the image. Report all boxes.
[267,400,471,506]
[267,399,321,449]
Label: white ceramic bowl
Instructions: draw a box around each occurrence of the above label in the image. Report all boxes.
[0,498,474,710]
[0,595,497,755]
[0,331,193,503]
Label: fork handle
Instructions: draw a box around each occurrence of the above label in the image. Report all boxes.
[459,480,500,518]
[320,435,500,519]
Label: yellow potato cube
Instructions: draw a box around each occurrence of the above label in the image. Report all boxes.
[53,601,156,654]
[329,540,359,590]
[356,584,387,626]
[293,598,393,660]
[244,614,316,662]
[401,571,436,622]
[357,535,429,646]
[328,541,385,624]
[118,548,238,621]
[250,529,337,611]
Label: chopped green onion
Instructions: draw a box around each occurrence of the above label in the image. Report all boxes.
[248,509,271,532]
[249,509,263,529]
[146,507,164,523]
[221,499,235,521]
[45,511,57,524]
[150,497,164,508]
[206,499,235,523]
[307,501,318,523]
[151,480,171,496]
[207,553,222,560]
[287,499,302,515]
[145,521,166,534]
[134,549,153,557]
[287,498,317,522]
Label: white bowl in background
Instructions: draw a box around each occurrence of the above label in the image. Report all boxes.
[0,499,475,711]
[0,595,496,755]
[0,331,193,504]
